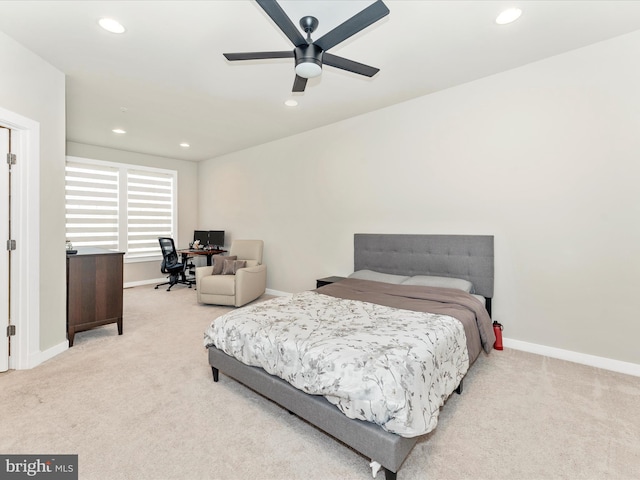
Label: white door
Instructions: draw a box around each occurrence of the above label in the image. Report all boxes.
[0,127,9,372]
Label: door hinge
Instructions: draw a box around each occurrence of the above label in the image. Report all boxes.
[7,325,16,337]
[6,153,16,165]
[6,239,16,251]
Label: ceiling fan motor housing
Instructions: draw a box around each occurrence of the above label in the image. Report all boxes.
[294,43,323,78]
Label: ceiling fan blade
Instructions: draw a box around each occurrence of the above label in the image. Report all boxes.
[323,53,379,77]
[224,51,294,61]
[256,0,308,48]
[292,75,307,92]
[314,0,389,52]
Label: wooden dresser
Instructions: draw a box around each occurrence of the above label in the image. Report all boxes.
[66,247,124,346]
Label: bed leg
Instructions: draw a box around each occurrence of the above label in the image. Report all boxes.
[455,379,463,395]
[211,367,219,382]
[384,468,397,480]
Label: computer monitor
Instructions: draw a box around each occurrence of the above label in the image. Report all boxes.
[208,230,225,249]
[193,230,209,246]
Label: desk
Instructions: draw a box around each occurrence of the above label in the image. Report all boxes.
[178,248,227,266]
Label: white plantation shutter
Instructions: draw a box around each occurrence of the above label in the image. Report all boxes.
[127,169,174,259]
[65,157,177,261]
[65,161,119,249]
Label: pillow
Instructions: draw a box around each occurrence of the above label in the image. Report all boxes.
[471,294,485,306]
[348,270,410,284]
[222,259,247,275]
[212,255,236,275]
[401,275,474,293]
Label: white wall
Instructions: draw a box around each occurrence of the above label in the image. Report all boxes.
[66,142,200,285]
[198,30,640,366]
[0,31,66,352]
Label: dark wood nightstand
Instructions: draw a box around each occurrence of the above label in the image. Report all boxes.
[316,276,346,288]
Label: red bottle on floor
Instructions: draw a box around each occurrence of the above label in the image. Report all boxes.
[493,321,503,350]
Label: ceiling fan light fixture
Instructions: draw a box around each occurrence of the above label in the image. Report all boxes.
[295,61,322,79]
[294,43,324,79]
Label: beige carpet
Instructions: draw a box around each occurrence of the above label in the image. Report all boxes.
[1,284,639,480]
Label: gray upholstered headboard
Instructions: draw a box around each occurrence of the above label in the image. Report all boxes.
[354,234,494,299]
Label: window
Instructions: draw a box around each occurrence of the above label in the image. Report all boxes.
[126,168,175,259]
[65,156,177,261]
[65,159,119,250]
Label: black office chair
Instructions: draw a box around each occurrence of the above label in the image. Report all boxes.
[155,237,193,291]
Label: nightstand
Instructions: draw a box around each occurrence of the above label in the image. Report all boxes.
[316,276,346,288]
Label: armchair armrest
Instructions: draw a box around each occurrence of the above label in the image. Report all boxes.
[195,265,212,284]
[235,264,267,307]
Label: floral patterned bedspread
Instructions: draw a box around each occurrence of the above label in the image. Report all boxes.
[204,290,469,437]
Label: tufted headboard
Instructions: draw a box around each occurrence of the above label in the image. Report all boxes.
[354,234,494,299]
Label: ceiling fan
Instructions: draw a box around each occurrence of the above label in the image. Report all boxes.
[223,0,389,92]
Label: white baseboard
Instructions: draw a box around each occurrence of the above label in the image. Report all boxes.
[265,288,291,297]
[124,278,167,288]
[14,340,69,370]
[503,337,640,377]
[126,282,287,293]
[124,282,286,294]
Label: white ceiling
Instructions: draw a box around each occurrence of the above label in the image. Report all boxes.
[2,1,640,162]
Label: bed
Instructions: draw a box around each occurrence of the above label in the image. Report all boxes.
[204,234,495,479]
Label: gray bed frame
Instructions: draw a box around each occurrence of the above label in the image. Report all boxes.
[209,234,494,479]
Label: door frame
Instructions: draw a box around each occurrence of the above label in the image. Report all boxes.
[1,126,9,371]
[0,106,41,370]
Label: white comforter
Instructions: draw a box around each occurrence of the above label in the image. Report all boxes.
[204,291,469,437]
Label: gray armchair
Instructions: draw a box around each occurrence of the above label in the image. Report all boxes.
[195,240,266,307]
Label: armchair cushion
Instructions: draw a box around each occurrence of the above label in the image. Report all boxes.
[212,255,236,275]
[199,273,236,296]
[222,259,247,275]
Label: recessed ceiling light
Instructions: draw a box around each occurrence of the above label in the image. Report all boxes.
[99,18,126,34]
[112,128,126,134]
[180,143,190,148]
[496,7,522,25]
[284,100,298,107]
